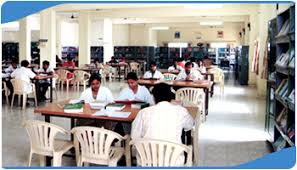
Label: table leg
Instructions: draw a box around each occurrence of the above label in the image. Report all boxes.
[204,88,209,115]
[35,81,39,105]
[118,66,121,81]
[50,78,53,102]
[44,115,51,166]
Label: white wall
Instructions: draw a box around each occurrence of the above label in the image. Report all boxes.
[90,20,104,46]
[113,24,130,46]
[129,24,148,46]
[156,23,242,46]
[2,30,40,42]
[61,21,78,46]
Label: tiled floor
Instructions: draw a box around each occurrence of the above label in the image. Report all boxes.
[1,71,271,167]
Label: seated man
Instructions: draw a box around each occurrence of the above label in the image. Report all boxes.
[11,60,38,93]
[143,61,164,80]
[37,60,54,101]
[131,83,194,165]
[168,59,184,72]
[176,61,204,81]
[80,74,114,103]
[3,58,19,99]
[118,72,154,106]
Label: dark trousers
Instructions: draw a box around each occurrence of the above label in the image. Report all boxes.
[38,81,50,100]
[3,79,13,99]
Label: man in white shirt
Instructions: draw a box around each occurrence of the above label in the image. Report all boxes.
[80,74,114,103]
[143,61,164,80]
[3,59,19,99]
[176,61,204,81]
[37,60,54,101]
[11,60,37,93]
[118,72,154,105]
[131,83,194,165]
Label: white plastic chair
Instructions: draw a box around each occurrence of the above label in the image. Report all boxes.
[24,120,74,166]
[71,126,131,167]
[129,62,140,75]
[163,73,177,81]
[176,88,206,122]
[209,68,224,95]
[2,81,10,105]
[130,138,192,167]
[101,64,113,83]
[56,69,74,93]
[73,70,91,91]
[10,79,37,110]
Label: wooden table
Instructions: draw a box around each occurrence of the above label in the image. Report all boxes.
[55,67,101,73]
[159,69,180,75]
[138,79,213,116]
[33,75,54,103]
[34,102,199,166]
[201,70,216,97]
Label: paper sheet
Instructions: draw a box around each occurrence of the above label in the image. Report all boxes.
[93,109,131,118]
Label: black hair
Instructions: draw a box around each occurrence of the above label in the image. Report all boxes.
[126,72,138,81]
[150,61,157,67]
[67,55,72,61]
[21,60,30,67]
[11,58,18,64]
[197,59,203,67]
[42,60,50,66]
[177,57,184,62]
[152,83,175,103]
[203,55,209,59]
[190,57,196,62]
[89,74,101,86]
[185,61,193,67]
[94,58,100,63]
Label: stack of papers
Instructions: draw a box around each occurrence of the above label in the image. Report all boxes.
[93,109,131,118]
[89,102,108,109]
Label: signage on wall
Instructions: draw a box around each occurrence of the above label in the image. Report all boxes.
[217,31,224,38]
[174,31,180,39]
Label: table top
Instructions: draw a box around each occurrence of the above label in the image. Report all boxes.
[34,75,54,80]
[138,79,213,89]
[34,101,199,123]
[159,69,180,75]
[55,67,101,72]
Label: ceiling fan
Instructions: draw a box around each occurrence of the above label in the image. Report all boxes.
[70,13,78,19]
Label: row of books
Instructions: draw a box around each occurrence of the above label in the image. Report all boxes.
[288,48,295,68]
[277,19,290,36]
[287,125,295,140]
[275,51,289,68]
[287,89,295,104]
[274,136,287,151]
[275,79,288,100]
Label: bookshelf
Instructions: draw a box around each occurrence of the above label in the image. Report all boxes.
[237,45,249,85]
[155,47,169,69]
[90,46,104,62]
[265,18,277,142]
[2,42,19,62]
[271,5,295,152]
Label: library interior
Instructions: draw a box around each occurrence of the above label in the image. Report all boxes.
[1,2,295,167]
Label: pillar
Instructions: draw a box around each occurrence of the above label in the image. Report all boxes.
[248,13,259,86]
[78,12,91,66]
[56,16,62,59]
[103,19,113,63]
[19,17,31,62]
[40,9,56,67]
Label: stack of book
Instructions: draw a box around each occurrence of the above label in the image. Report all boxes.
[288,48,295,68]
[131,101,150,109]
[105,103,125,111]
[274,136,286,151]
[275,51,289,68]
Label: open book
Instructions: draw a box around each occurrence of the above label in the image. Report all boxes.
[93,109,131,118]
[89,102,108,110]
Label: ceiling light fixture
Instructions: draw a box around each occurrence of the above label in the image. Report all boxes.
[151,26,169,30]
[184,4,224,9]
[200,21,223,26]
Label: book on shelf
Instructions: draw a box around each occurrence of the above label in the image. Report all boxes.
[64,103,83,113]
[288,56,295,68]
[276,108,288,132]
[105,103,125,111]
[277,20,290,36]
[287,125,295,139]
[275,51,289,68]
[93,109,131,118]
[287,89,295,104]
[275,79,288,95]
[278,82,288,98]
[274,136,287,151]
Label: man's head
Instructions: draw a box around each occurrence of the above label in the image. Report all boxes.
[11,58,18,69]
[126,72,138,90]
[42,60,50,70]
[21,60,30,67]
[89,74,101,92]
[149,61,157,73]
[67,55,72,62]
[185,62,193,74]
[152,83,175,104]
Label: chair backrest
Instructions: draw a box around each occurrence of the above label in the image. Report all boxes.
[24,120,68,154]
[210,68,224,83]
[11,79,30,94]
[175,88,204,106]
[73,70,90,81]
[71,126,123,163]
[129,62,139,71]
[163,73,177,81]
[56,69,70,81]
[2,82,8,95]
[130,138,192,166]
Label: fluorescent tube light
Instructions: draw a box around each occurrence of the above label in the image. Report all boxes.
[151,26,169,30]
[200,21,223,26]
[184,4,224,9]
